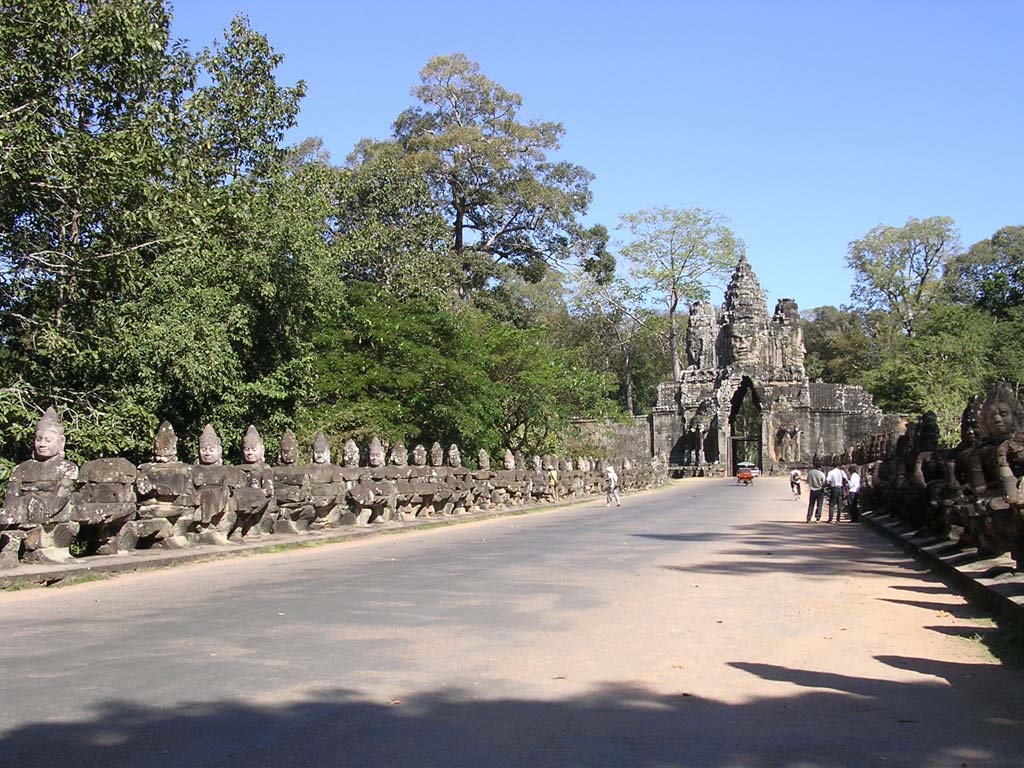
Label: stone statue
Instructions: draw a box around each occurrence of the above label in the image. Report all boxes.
[430,442,444,467]
[478,448,490,470]
[190,424,242,544]
[342,439,360,468]
[412,444,427,466]
[368,437,386,468]
[686,301,718,369]
[125,420,194,551]
[154,420,178,463]
[1,407,80,565]
[532,455,543,473]
[503,449,516,470]
[198,424,224,466]
[278,429,299,465]
[312,432,331,464]
[390,442,408,467]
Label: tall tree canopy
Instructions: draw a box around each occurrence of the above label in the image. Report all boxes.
[618,206,742,382]
[846,216,961,337]
[943,225,1024,317]
[388,53,595,300]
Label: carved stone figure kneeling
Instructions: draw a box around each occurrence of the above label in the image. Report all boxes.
[129,421,196,550]
[1,408,79,566]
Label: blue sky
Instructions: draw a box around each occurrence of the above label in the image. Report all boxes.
[168,0,1023,312]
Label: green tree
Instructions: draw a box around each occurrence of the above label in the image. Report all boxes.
[618,206,743,382]
[800,306,873,383]
[846,216,961,337]
[337,140,452,301]
[943,225,1024,316]
[390,53,595,299]
[861,304,997,441]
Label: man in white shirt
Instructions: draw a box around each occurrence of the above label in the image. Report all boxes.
[825,462,849,524]
[846,467,861,522]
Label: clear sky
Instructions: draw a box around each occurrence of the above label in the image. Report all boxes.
[167,0,1023,313]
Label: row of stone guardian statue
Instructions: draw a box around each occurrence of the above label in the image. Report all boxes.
[843,382,1024,569]
[1,412,665,568]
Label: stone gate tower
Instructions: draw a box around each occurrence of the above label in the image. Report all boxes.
[651,255,886,473]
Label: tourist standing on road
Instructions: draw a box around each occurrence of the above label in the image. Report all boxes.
[789,468,802,498]
[806,464,826,522]
[826,462,849,523]
[846,466,861,522]
[605,466,621,507]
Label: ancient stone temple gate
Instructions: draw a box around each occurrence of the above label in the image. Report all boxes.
[650,255,890,474]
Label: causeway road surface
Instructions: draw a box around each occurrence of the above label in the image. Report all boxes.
[2,477,1023,767]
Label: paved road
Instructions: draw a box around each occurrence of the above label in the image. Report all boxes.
[2,477,1023,767]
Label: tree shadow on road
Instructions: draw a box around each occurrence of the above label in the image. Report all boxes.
[645,521,925,579]
[4,655,1024,768]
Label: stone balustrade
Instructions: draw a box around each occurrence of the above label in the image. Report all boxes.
[836,383,1024,569]
[0,416,667,568]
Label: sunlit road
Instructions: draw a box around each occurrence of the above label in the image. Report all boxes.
[2,477,1023,767]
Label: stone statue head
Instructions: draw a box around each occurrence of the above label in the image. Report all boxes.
[515,451,525,471]
[477,448,490,470]
[278,429,299,465]
[532,455,543,472]
[153,420,178,463]
[198,424,223,465]
[503,449,516,470]
[33,407,66,461]
[412,444,427,466]
[342,439,360,468]
[622,457,633,471]
[447,444,462,467]
[369,437,385,468]
[981,382,1024,442]
[917,412,940,453]
[959,395,983,447]
[430,442,444,467]
[312,431,331,464]
[390,442,408,466]
[242,425,266,464]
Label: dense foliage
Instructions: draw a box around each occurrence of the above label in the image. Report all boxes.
[0,0,626,486]
[805,218,1024,443]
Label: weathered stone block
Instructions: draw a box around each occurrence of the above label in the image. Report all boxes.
[78,458,138,484]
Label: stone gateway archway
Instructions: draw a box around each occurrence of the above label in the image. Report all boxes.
[729,378,762,474]
[650,255,889,475]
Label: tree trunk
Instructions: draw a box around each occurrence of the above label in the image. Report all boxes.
[624,336,635,416]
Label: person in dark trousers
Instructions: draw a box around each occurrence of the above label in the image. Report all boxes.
[846,466,861,522]
[806,464,826,522]
[825,462,849,523]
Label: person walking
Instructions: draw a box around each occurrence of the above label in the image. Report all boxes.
[605,466,621,507]
[789,468,802,499]
[806,464,826,522]
[826,461,849,523]
[847,466,861,522]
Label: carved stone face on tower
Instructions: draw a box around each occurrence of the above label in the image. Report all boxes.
[154,420,178,463]
[198,424,223,465]
[33,407,66,460]
[242,425,266,464]
[727,324,755,364]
